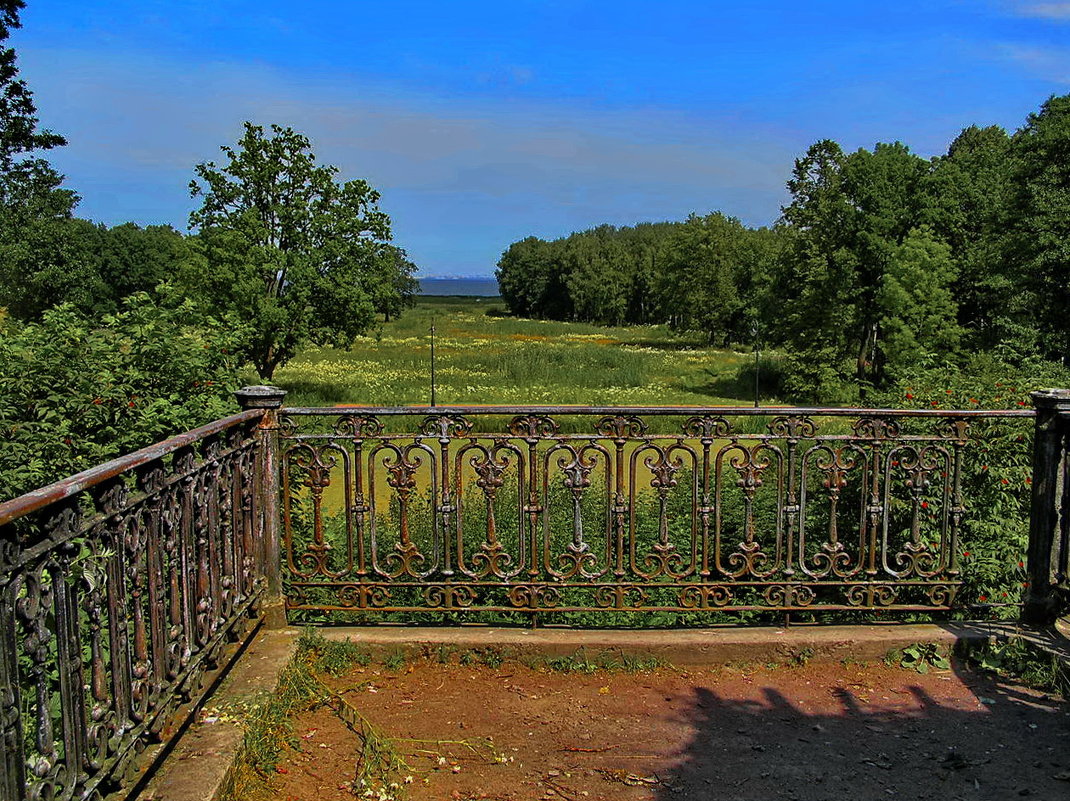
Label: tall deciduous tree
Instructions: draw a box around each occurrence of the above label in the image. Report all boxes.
[1006,94,1070,364]
[778,139,949,400]
[0,1,64,168]
[0,0,80,319]
[184,122,410,379]
[926,125,1023,352]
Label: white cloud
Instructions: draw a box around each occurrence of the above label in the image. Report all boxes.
[18,46,798,273]
[997,43,1070,82]
[1006,2,1070,20]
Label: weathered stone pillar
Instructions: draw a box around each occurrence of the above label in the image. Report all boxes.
[235,385,288,628]
[1023,388,1070,624]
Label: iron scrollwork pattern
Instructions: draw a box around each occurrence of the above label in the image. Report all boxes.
[279,406,1024,618]
[0,412,264,801]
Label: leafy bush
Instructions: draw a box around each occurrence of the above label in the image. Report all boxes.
[0,290,241,500]
[872,353,1070,613]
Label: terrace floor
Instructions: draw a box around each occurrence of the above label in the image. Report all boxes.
[137,622,1070,801]
[271,657,1070,801]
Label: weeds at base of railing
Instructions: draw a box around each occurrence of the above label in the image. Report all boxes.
[219,629,397,801]
[886,642,952,674]
[965,637,1070,697]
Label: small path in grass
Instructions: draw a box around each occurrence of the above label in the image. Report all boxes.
[268,658,1069,801]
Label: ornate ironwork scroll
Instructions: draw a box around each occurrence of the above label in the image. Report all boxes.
[279,405,1033,618]
[0,411,264,801]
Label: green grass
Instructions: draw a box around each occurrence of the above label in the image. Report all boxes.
[266,296,781,407]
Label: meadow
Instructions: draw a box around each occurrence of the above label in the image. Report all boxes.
[268,295,780,407]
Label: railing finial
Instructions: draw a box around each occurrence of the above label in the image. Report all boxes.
[234,385,287,409]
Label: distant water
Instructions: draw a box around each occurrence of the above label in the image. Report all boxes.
[419,277,500,296]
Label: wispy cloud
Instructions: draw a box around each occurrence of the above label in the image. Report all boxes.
[20,46,797,274]
[1005,2,1070,21]
[997,43,1070,82]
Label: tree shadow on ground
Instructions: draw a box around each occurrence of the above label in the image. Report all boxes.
[653,660,1069,801]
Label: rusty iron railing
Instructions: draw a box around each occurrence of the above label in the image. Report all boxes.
[4,387,1070,801]
[0,409,266,801]
[278,404,1048,617]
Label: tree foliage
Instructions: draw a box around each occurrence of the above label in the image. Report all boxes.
[184,122,415,379]
[495,92,1070,402]
[0,292,239,499]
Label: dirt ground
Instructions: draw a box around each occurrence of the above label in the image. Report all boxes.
[266,657,1070,801]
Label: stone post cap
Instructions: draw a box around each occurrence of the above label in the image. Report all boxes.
[234,385,288,409]
[1030,389,1070,411]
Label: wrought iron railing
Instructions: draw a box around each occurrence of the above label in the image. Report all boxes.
[4,387,1070,801]
[278,404,1042,617]
[0,409,266,801]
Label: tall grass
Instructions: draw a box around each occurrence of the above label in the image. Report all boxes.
[266,296,775,407]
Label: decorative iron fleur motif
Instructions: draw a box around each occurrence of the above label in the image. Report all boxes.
[424,584,477,609]
[938,418,971,443]
[683,415,732,439]
[729,447,770,495]
[336,584,391,608]
[594,584,647,609]
[201,436,223,465]
[678,584,732,609]
[808,542,854,578]
[554,548,598,578]
[845,583,899,607]
[726,540,771,577]
[925,583,958,607]
[471,540,513,577]
[92,480,128,516]
[508,414,559,438]
[646,450,682,493]
[852,417,901,440]
[334,414,384,438]
[813,447,857,493]
[172,446,198,477]
[891,544,942,578]
[768,415,817,439]
[136,464,167,495]
[595,414,647,439]
[471,450,509,494]
[558,451,593,493]
[507,584,562,609]
[763,584,816,607]
[419,414,473,439]
[384,540,425,577]
[384,453,419,493]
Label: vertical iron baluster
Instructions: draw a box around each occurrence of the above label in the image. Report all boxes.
[53,537,88,795]
[0,559,26,801]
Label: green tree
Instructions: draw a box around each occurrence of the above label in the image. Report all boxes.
[1006,94,1070,364]
[926,125,1024,352]
[778,139,943,399]
[0,1,80,320]
[876,225,961,378]
[0,160,97,319]
[0,292,239,499]
[656,213,746,344]
[495,235,572,319]
[0,1,64,168]
[184,122,406,379]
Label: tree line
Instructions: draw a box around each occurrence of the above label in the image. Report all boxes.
[497,95,1070,401]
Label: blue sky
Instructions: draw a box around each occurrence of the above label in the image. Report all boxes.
[13,0,1070,277]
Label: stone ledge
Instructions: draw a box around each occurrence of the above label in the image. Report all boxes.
[135,628,300,801]
[318,621,1002,666]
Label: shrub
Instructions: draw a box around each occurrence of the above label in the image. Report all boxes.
[0,290,241,500]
